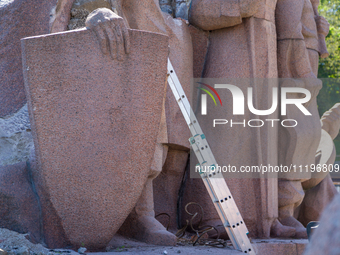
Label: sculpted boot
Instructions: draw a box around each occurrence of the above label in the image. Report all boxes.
[118,143,177,246]
[278,180,307,238]
[270,219,296,238]
[118,177,177,245]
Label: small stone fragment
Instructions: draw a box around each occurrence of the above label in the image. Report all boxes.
[15,247,30,255]
[77,247,87,254]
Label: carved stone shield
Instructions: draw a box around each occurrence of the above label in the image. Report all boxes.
[21,28,169,249]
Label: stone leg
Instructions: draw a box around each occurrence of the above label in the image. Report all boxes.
[278,179,307,238]
[270,219,296,238]
[153,148,189,231]
[297,174,338,226]
[118,144,177,245]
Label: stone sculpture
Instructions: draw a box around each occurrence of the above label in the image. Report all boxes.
[0,0,58,118]
[1,0,338,250]
[0,0,194,247]
[185,0,294,238]
[0,0,58,244]
[184,0,337,240]
[22,25,169,249]
[304,193,340,255]
[296,103,340,226]
[49,0,194,246]
[321,103,340,140]
[276,0,337,238]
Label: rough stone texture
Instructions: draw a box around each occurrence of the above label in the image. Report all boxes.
[22,28,169,249]
[0,0,58,118]
[0,105,33,166]
[0,162,41,244]
[119,0,194,237]
[67,0,111,30]
[297,174,338,226]
[276,0,333,238]
[186,0,279,238]
[153,149,188,230]
[162,14,192,149]
[104,237,309,255]
[112,1,194,235]
[304,194,340,255]
[296,107,340,226]
[50,0,75,32]
[28,151,71,249]
[51,0,193,246]
[188,25,209,78]
[148,10,193,234]
[53,0,193,149]
[174,0,189,20]
[276,0,318,51]
[159,0,191,19]
[0,228,51,255]
[321,103,340,140]
[0,228,78,255]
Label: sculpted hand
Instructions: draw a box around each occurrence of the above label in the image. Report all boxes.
[85,8,130,60]
[321,103,340,140]
[315,16,329,36]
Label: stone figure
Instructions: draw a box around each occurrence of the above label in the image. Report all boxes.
[321,103,340,140]
[186,0,297,238]
[0,0,58,118]
[22,27,170,249]
[276,0,337,238]
[0,0,59,244]
[304,193,340,255]
[296,103,340,227]
[2,0,337,249]
[50,0,193,246]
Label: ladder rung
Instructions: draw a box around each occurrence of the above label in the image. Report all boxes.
[167,59,256,255]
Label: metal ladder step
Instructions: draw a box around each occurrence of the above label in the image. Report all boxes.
[167,59,256,255]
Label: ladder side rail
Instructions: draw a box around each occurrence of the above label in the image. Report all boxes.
[192,135,252,251]
[167,60,256,255]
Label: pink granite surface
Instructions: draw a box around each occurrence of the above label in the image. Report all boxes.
[0,0,58,117]
[21,28,169,249]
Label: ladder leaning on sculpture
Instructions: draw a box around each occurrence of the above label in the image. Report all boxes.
[167,59,256,255]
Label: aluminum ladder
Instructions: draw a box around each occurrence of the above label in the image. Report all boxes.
[167,59,256,255]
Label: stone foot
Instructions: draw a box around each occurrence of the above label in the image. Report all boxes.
[280,216,307,239]
[133,215,177,246]
[271,219,296,238]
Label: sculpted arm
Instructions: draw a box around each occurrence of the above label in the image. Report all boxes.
[50,0,76,32]
[189,0,262,31]
[276,0,314,79]
[276,0,305,41]
[50,0,129,60]
[276,0,329,79]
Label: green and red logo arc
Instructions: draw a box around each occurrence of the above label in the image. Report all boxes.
[197,82,223,106]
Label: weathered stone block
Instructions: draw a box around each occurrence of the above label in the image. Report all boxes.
[21,28,169,249]
[0,0,58,117]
